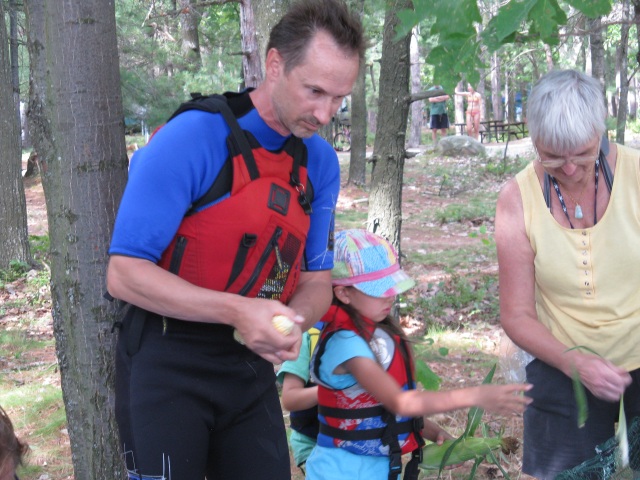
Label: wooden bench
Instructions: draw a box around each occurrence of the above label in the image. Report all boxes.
[480,121,527,143]
[454,123,466,135]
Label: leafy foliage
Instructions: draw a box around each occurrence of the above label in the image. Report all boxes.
[397,0,613,92]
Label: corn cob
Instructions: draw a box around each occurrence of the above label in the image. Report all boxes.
[271,314,295,335]
[233,315,295,345]
[420,436,519,470]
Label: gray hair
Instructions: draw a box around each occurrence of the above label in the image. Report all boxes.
[527,69,607,152]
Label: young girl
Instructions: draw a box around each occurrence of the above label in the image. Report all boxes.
[305,229,532,480]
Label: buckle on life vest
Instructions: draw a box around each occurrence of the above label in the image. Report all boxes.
[388,446,402,480]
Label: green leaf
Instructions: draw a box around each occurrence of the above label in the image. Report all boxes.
[485,0,538,43]
[395,0,435,40]
[571,368,589,428]
[566,0,612,18]
[415,359,442,391]
[529,0,567,45]
[465,363,497,437]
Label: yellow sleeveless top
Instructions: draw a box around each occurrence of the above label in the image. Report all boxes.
[515,144,640,370]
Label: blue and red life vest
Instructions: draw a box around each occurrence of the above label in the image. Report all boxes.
[157,91,313,304]
[311,305,424,479]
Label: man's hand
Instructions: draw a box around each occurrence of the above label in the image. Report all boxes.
[232,298,303,364]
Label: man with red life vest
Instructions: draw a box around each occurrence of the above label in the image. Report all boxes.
[106,1,365,478]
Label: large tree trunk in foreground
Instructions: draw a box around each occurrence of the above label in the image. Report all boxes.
[25,0,128,477]
[366,0,411,255]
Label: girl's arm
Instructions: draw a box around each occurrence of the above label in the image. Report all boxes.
[281,373,319,412]
[344,356,532,418]
[421,418,452,444]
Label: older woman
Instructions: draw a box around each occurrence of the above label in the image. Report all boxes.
[495,69,640,479]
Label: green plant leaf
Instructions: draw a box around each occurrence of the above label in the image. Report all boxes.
[571,368,589,428]
[415,359,442,391]
[483,0,537,43]
[464,363,496,437]
[566,0,612,18]
[529,0,567,45]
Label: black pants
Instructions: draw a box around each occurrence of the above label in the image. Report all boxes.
[523,359,640,479]
[115,312,290,480]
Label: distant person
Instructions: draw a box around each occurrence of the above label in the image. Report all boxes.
[455,84,482,140]
[427,85,450,144]
[495,69,640,479]
[276,322,324,474]
[515,91,523,121]
[305,229,532,480]
[0,406,28,480]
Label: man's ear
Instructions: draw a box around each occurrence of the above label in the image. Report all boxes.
[333,286,350,304]
[265,48,284,78]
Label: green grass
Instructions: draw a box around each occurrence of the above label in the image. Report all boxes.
[412,271,500,330]
[335,208,369,229]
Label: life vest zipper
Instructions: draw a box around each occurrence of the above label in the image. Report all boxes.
[168,236,188,275]
[238,227,283,296]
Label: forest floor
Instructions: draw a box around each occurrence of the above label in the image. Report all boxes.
[6,133,634,479]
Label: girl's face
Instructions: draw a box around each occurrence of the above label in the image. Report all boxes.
[335,286,396,322]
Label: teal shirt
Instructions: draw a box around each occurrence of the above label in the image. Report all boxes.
[277,332,316,466]
[428,87,447,116]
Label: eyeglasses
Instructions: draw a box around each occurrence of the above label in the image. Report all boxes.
[535,141,600,169]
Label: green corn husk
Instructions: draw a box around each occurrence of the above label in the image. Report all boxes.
[419,435,519,470]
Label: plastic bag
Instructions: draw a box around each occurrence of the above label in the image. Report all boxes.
[499,331,534,383]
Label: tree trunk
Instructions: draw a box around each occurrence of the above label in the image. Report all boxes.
[544,43,554,71]
[0,0,31,269]
[240,0,263,87]
[9,0,21,149]
[367,0,411,255]
[24,0,128,478]
[347,66,367,186]
[252,0,290,68]
[407,29,422,148]
[178,0,202,71]
[588,16,606,104]
[491,51,502,121]
[616,0,631,144]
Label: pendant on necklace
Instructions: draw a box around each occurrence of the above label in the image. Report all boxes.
[574,204,584,219]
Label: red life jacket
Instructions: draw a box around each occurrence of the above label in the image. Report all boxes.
[157,92,313,304]
[311,305,424,473]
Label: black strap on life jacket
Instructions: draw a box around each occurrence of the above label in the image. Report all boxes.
[109,91,315,351]
[172,91,313,216]
[315,331,424,479]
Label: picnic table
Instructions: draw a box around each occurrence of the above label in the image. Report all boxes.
[479,120,527,143]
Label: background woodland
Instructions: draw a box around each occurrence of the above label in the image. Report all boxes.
[2,0,640,478]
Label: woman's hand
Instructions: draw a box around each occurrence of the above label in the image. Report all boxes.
[573,353,632,401]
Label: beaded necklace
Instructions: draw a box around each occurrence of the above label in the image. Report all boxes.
[549,155,600,230]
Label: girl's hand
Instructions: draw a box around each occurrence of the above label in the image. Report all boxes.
[475,383,533,415]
